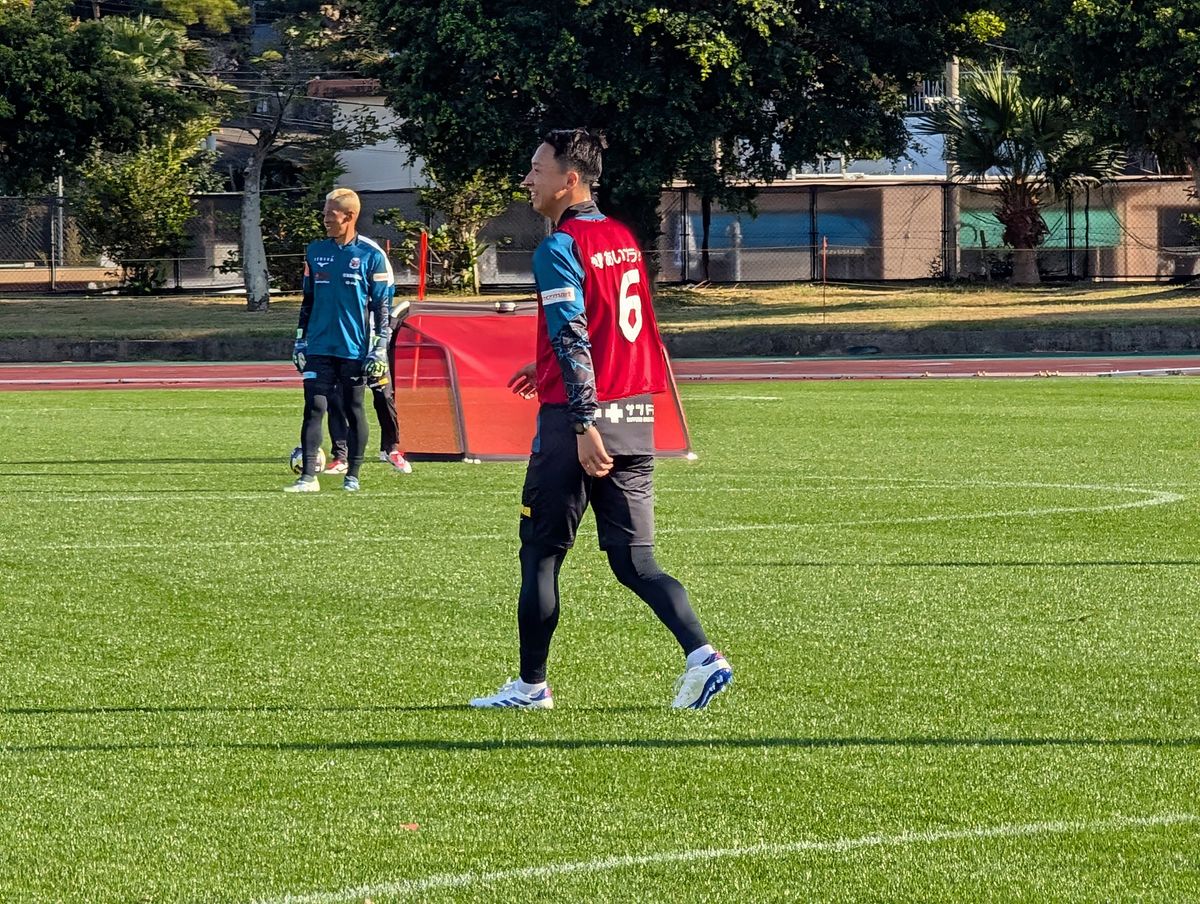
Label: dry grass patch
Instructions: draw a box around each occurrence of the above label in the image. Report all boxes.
[655,282,1200,331]
[2,283,1199,340]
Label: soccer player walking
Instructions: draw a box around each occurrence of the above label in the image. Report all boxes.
[286,187,394,493]
[470,129,732,710]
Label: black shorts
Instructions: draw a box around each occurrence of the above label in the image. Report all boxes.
[304,354,364,392]
[519,411,656,550]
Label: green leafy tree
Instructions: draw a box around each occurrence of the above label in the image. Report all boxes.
[1001,0,1200,199]
[376,170,522,293]
[72,124,219,292]
[366,0,985,250]
[101,13,204,80]
[0,1,202,194]
[69,0,246,32]
[418,170,524,293]
[916,61,1124,284]
[220,146,345,290]
[215,10,381,310]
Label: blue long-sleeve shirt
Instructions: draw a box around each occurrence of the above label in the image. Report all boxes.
[298,234,394,359]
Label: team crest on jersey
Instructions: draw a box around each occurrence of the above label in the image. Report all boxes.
[349,257,361,270]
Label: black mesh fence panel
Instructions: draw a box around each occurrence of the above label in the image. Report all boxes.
[1,177,1197,291]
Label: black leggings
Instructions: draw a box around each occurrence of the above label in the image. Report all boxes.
[302,379,367,477]
[517,543,708,684]
[329,381,400,456]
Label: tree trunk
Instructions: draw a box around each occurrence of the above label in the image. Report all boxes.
[1011,247,1040,285]
[241,151,271,312]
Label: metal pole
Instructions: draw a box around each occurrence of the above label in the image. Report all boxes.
[1066,193,1075,279]
[680,186,689,283]
[49,192,58,292]
[55,175,65,268]
[809,185,818,282]
[943,57,960,280]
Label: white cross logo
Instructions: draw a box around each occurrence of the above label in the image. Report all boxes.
[604,403,624,423]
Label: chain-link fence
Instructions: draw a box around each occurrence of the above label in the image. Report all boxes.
[2,177,1197,292]
[653,178,1200,283]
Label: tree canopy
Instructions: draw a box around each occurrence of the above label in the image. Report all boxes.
[66,0,246,32]
[214,9,383,309]
[1002,0,1200,193]
[367,0,988,245]
[0,1,203,194]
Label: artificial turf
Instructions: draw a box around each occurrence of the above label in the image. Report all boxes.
[0,379,1197,902]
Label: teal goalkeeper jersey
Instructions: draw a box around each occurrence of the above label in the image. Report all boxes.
[300,234,394,360]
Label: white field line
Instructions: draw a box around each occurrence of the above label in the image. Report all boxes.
[0,376,293,387]
[4,482,1185,552]
[253,812,1200,904]
[666,484,1185,535]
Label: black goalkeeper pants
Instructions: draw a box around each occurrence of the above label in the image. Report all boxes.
[517,542,709,684]
[300,355,367,478]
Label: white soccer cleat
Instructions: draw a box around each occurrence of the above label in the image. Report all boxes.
[672,652,733,709]
[323,458,349,475]
[386,450,413,474]
[469,679,554,710]
[283,476,320,493]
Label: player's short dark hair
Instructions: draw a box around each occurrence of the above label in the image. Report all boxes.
[541,129,606,185]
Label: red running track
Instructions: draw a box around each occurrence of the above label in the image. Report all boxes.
[2,356,1200,391]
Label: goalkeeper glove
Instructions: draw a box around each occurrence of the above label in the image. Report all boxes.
[292,331,307,373]
[363,354,387,387]
[362,332,387,383]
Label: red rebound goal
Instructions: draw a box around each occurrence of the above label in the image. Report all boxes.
[392,302,693,461]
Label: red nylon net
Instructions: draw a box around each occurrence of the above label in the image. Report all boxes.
[391,302,691,460]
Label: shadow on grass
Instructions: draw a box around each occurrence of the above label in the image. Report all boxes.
[2,735,1198,755]
[703,560,1200,569]
[1,457,282,466]
[1,703,470,716]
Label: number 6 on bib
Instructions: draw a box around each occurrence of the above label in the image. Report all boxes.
[619,269,643,341]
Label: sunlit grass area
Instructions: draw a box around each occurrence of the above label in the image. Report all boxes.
[2,281,1199,341]
[1,381,1197,901]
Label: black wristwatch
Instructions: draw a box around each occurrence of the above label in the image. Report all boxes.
[572,418,595,435]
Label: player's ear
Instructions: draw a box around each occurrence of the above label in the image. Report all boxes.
[564,168,580,191]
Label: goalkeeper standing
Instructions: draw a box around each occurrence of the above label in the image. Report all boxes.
[285,187,393,492]
[324,295,414,475]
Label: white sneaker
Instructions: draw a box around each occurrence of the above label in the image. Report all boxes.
[386,450,413,474]
[672,652,732,709]
[283,476,319,493]
[323,458,348,475]
[343,475,360,492]
[378,450,391,462]
[469,679,554,709]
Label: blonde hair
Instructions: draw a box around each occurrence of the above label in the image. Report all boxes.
[325,187,361,216]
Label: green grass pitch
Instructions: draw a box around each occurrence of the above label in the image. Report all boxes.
[0,379,1197,902]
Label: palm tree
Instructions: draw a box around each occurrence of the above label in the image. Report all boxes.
[102,15,195,83]
[917,61,1125,284]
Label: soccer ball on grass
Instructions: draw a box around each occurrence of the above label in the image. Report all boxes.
[289,446,327,474]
